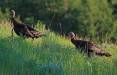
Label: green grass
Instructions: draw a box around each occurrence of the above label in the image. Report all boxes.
[0,21,117,75]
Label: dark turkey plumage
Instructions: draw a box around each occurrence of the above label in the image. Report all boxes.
[10,10,45,39]
[68,32,111,57]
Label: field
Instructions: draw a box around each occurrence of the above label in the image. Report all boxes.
[0,21,117,75]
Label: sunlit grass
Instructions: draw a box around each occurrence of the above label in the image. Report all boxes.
[0,21,117,75]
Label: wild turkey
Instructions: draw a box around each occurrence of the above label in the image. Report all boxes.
[10,10,45,39]
[68,32,111,57]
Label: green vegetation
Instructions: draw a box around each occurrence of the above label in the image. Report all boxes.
[0,21,117,75]
[0,0,117,75]
[0,0,117,41]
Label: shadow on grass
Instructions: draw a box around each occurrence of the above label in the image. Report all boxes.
[0,37,66,75]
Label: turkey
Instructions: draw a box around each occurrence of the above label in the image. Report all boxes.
[10,10,45,39]
[68,32,112,57]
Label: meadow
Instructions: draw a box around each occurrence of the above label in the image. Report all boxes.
[0,21,117,75]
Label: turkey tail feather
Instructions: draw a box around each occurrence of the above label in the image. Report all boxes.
[95,51,111,57]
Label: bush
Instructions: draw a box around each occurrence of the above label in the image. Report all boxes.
[0,0,116,41]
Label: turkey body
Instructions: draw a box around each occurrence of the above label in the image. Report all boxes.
[71,39,94,52]
[69,32,111,57]
[10,10,44,39]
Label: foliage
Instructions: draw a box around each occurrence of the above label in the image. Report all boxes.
[0,0,116,41]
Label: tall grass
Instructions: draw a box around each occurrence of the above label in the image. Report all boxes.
[0,21,117,75]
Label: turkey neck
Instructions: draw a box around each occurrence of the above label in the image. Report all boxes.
[71,37,77,44]
[11,17,21,27]
[70,37,86,46]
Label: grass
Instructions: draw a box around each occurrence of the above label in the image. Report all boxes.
[0,21,117,75]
